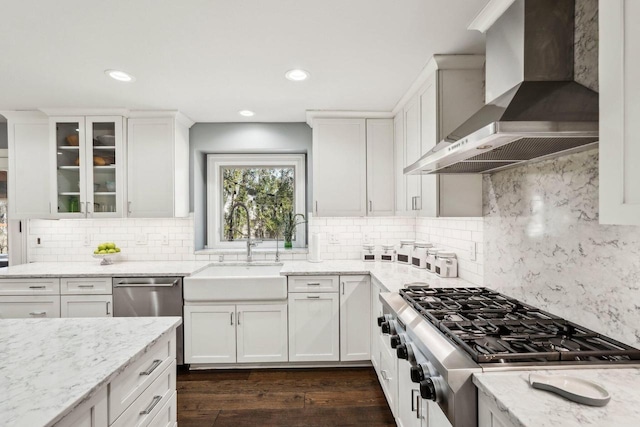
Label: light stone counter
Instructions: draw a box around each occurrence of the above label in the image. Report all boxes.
[0,261,211,278]
[473,368,640,427]
[0,317,181,427]
[279,260,474,292]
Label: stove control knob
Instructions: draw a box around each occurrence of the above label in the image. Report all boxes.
[410,365,425,383]
[376,315,389,326]
[390,335,401,348]
[396,344,409,360]
[420,378,437,401]
[381,322,391,334]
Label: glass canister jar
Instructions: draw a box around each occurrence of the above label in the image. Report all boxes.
[361,244,377,262]
[396,240,414,264]
[435,251,458,278]
[426,248,442,272]
[411,241,432,269]
[380,244,396,262]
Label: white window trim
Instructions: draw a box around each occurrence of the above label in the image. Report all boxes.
[206,153,306,249]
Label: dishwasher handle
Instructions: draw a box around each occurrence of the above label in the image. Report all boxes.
[113,278,181,287]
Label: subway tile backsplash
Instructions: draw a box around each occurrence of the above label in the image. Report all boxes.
[27,214,483,285]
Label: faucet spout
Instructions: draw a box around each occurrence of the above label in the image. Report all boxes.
[230,202,261,262]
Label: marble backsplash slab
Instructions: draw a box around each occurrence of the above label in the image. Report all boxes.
[484,148,640,347]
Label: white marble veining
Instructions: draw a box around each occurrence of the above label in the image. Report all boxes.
[473,368,640,427]
[0,317,181,427]
[0,260,211,278]
[280,260,473,293]
[484,148,640,348]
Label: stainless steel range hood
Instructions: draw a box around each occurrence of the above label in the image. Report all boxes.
[405,0,599,175]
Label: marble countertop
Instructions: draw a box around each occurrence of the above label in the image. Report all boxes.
[473,368,640,427]
[0,261,211,278]
[0,317,181,427]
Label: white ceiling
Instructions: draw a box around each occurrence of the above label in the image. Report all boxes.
[0,0,488,123]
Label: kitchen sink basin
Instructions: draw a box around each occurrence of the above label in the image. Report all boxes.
[183,263,286,301]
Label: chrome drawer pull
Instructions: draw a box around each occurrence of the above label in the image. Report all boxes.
[29,311,46,316]
[28,286,46,289]
[307,282,321,286]
[139,395,162,415]
[307,295,320,299]
[77,284,95,288]
[139,359,162,376]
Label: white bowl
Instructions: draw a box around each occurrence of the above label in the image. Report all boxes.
[95,135,115,146]
[92,253,120,265]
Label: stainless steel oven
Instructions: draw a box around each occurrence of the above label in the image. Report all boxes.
[113,277,184,365]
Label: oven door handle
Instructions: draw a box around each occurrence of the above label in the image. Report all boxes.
[114,279,180,287]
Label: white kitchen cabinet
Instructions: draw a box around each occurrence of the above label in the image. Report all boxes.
[61,295,113,318]
[339,275,371,361]
[288,292,340,362]
[398,358,421,427]
[378,333,398,418]
[55,387,108,427]
[478,390,512,427]
[312,118,367,217]
[146,391,177,427]
[127,114,191,218]
[3,111,51,219]
[423,400,454,427]
[366,119,395,216]
[599,0,640,225]
[236,303,288,363]
[0,295,61,318]
[394,113,408,215]
[396,55,485,217]
[49,116,124,218]
[184,303,288,364]
[184,304,236,364]
[370,280,383,370]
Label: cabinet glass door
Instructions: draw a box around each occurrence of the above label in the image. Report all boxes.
[54,119,85,216]
[86,118,121,216]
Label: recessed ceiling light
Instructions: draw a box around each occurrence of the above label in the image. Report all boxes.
[238,110,255,117]
[285,69,310,82]
[105,69,135,82]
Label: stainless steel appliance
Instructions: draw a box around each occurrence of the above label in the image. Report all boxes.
[113,277,184,365]
[404,0,599,175]
[379,286,640,427]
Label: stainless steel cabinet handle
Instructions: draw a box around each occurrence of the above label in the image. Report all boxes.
[115,279,179,287]
[77,284,94,288]
[238,312,241,325]
[342,282,345,295]
[28,285,46,289]
[128,201,132,215]
[307,282,321,286]
[381,370,388,381]
[139,359,162,376]
[29,311,46,316]
[106,301,111,315]
[307,295,320,299]
[230,312,234,325]
[315,201,318,213]
[139,395,162,415]
[411,389,417,412]
[416,394,421,419]
[369,200,372,212]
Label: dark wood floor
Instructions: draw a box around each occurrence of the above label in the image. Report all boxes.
[177,367,396,427]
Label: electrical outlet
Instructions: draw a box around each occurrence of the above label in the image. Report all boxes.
[328,233,339,245]
[161,232,169,245]
[135,234,148,245]
[469,242,477,261]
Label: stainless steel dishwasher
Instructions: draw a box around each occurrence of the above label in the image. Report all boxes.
[113,277,184,365]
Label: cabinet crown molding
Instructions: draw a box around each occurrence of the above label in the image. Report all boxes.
[305,110,393,128]
[467,0,517,33]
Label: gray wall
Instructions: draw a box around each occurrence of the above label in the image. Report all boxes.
[0,123,7,149]
[190,122,312,250]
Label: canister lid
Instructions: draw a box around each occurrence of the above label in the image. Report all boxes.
[382,244,395,250]
[400,239,415,245]
[427,247,443,254]
[436,251,456,258]
[363,244,375,250]
[413,241,433,248]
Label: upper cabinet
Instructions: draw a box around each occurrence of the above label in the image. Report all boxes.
[127,114,191,218]
[599,1,640,225]
[394,55,485,217]
[50,116,124,218]
[311,117,394,217]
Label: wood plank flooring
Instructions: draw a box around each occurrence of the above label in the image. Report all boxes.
[177,367,395,427]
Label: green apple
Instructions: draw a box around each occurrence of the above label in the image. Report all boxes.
[98,250,107,254]
[98,244,107,251]
[106,243,116,250]
[107,249,116,254]
[115,247,121,253]
[93,249,100,254]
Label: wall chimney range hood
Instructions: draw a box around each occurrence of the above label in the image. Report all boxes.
[405,0,599,175]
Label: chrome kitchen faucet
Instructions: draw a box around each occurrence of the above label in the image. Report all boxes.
[230,202,261,262]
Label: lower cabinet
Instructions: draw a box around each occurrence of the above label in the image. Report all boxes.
[288,292,340,362]
[370,279,383,370]
[184,303,288,364]
[340,275,371,361]
[478,390,512,427]
[61,295,113,318]
[0,295,61,318]
[397,358,421,427]
[55,387,108,427]
[378,334,399,418]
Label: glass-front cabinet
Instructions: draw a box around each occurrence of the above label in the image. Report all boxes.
[50,116,123,218]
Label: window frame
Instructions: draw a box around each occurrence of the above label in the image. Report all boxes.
[206,153,306,249]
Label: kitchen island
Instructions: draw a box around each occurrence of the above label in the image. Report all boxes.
[0,316,181,426]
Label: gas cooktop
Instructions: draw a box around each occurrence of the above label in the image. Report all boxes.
[399,286,640,364]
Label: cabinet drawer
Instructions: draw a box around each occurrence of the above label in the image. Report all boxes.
[0,296,61,318]
[109,333,175,423]
[287,275,339,293]
[111,361,176,427]
[61,277,112,295]
[147,390,176,427]
[0,278,60,295]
